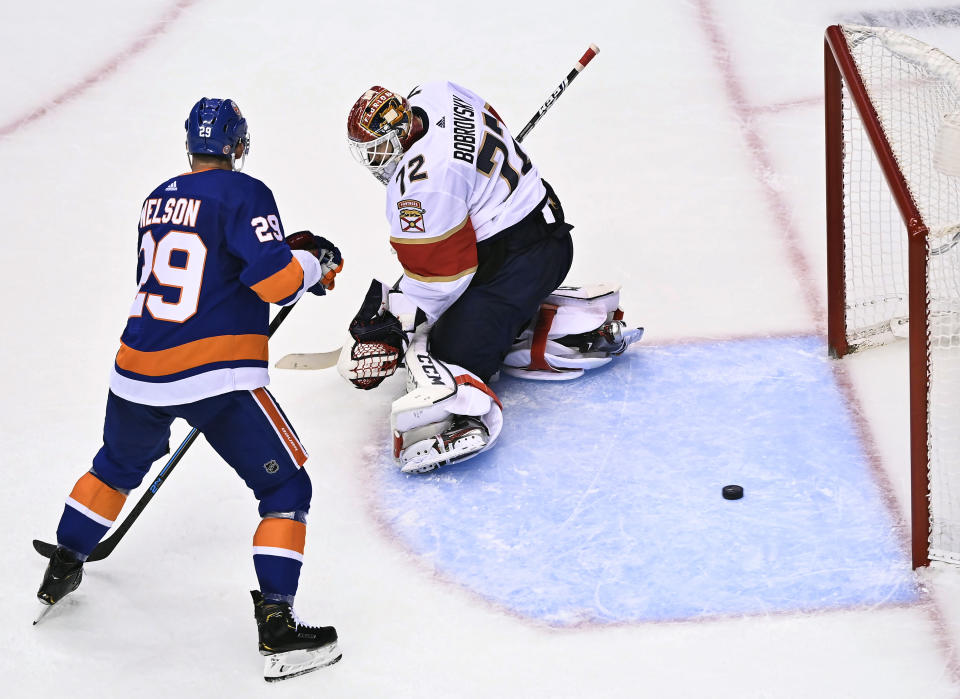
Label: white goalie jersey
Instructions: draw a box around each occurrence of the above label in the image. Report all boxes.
[384,81,547,323]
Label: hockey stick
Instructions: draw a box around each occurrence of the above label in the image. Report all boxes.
[274,349,341,370]
[32,303,296,562]
[273,45,600,372]
[516,43,599,143]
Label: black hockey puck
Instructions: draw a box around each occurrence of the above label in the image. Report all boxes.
[722,484,744,500]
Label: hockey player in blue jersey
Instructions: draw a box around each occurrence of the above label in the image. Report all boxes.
[36,98,344,681]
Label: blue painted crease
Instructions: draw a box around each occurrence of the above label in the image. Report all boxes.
[375,336,918,625]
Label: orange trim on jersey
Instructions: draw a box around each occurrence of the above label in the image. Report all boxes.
[252,388,308,466]
[250,257,304,303]
[391,217,478,281]
[455,375,503,410]
[253,518,307,554]
[69,473,127,522]
[116,334,268,376]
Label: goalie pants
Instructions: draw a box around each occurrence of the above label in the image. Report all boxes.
[430,183,574,382]
[56,388,313,600]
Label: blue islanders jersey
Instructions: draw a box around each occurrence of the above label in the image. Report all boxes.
[109,168,310,406]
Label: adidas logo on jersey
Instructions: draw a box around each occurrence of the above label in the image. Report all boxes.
[436,117,445,128]
[165,180,178,192]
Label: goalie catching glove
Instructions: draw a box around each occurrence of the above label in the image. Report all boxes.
[337,279,409,390]
[285,230,344,295]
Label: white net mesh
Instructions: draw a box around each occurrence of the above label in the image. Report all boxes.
[839,24,960,563]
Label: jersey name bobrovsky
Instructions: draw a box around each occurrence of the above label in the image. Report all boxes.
[111,168,316,406]
[385,81,546,323]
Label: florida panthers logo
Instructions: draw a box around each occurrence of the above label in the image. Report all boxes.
[358,87,410,138]
[397,199,426,232]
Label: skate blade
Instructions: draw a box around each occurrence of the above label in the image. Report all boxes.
[501,365,585,381]
[33,602,54,626]
[263,643,341,682]
[399,432,486,474]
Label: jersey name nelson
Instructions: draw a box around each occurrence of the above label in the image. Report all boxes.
[139,197,202,228]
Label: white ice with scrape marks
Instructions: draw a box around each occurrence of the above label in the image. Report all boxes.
[376,340,917,625]
[4,1,960,698]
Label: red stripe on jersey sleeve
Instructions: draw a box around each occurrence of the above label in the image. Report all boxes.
[390,217,478,282]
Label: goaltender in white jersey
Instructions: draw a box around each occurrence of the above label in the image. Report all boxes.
[383,81,547,323]
[340,82,642,474]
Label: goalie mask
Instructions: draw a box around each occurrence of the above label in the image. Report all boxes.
[347,86,413,185]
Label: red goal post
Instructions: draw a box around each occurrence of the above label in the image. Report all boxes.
[825,24,960,568]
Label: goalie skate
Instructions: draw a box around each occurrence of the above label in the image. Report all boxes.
[503,283,643,380]
[398,415,489,474]
[556,320,644,356]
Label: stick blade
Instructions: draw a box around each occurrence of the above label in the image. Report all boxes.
[32,539,57,559]
[34,537,110,562]
[274,350,341,370]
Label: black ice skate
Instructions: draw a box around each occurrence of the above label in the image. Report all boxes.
[251,590,340,682]
[556,320,644,356]
[398,414,490,474]
[34,547,84,624]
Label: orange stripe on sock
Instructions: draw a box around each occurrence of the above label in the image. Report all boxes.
[69,472,126,521]
[252,388,308,466]
[253,518,306,554]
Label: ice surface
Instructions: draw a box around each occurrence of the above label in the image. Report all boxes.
[375,339,916,625]
[4,0,960,697]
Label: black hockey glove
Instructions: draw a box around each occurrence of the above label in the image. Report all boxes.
[338,279,407,390]
[286,230,344,295]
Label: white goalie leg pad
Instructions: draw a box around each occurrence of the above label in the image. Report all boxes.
[391,327,503,473]
[392,371,504,474]
[503,282,643,380]
[392,324,458,415]
[544,283,624,336]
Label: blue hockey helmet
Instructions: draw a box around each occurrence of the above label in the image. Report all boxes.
[184,97,250,168]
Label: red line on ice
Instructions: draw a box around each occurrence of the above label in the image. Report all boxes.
[691,0,823,331]
[749,95,822,114]
[693,0,960,683]
[0,0,200,139]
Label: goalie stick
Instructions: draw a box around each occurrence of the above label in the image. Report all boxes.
[273,44,600,371]
[32,303,296,562]
[516,43,599,143]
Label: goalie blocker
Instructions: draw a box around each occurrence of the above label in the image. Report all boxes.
[337,280,642,473]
